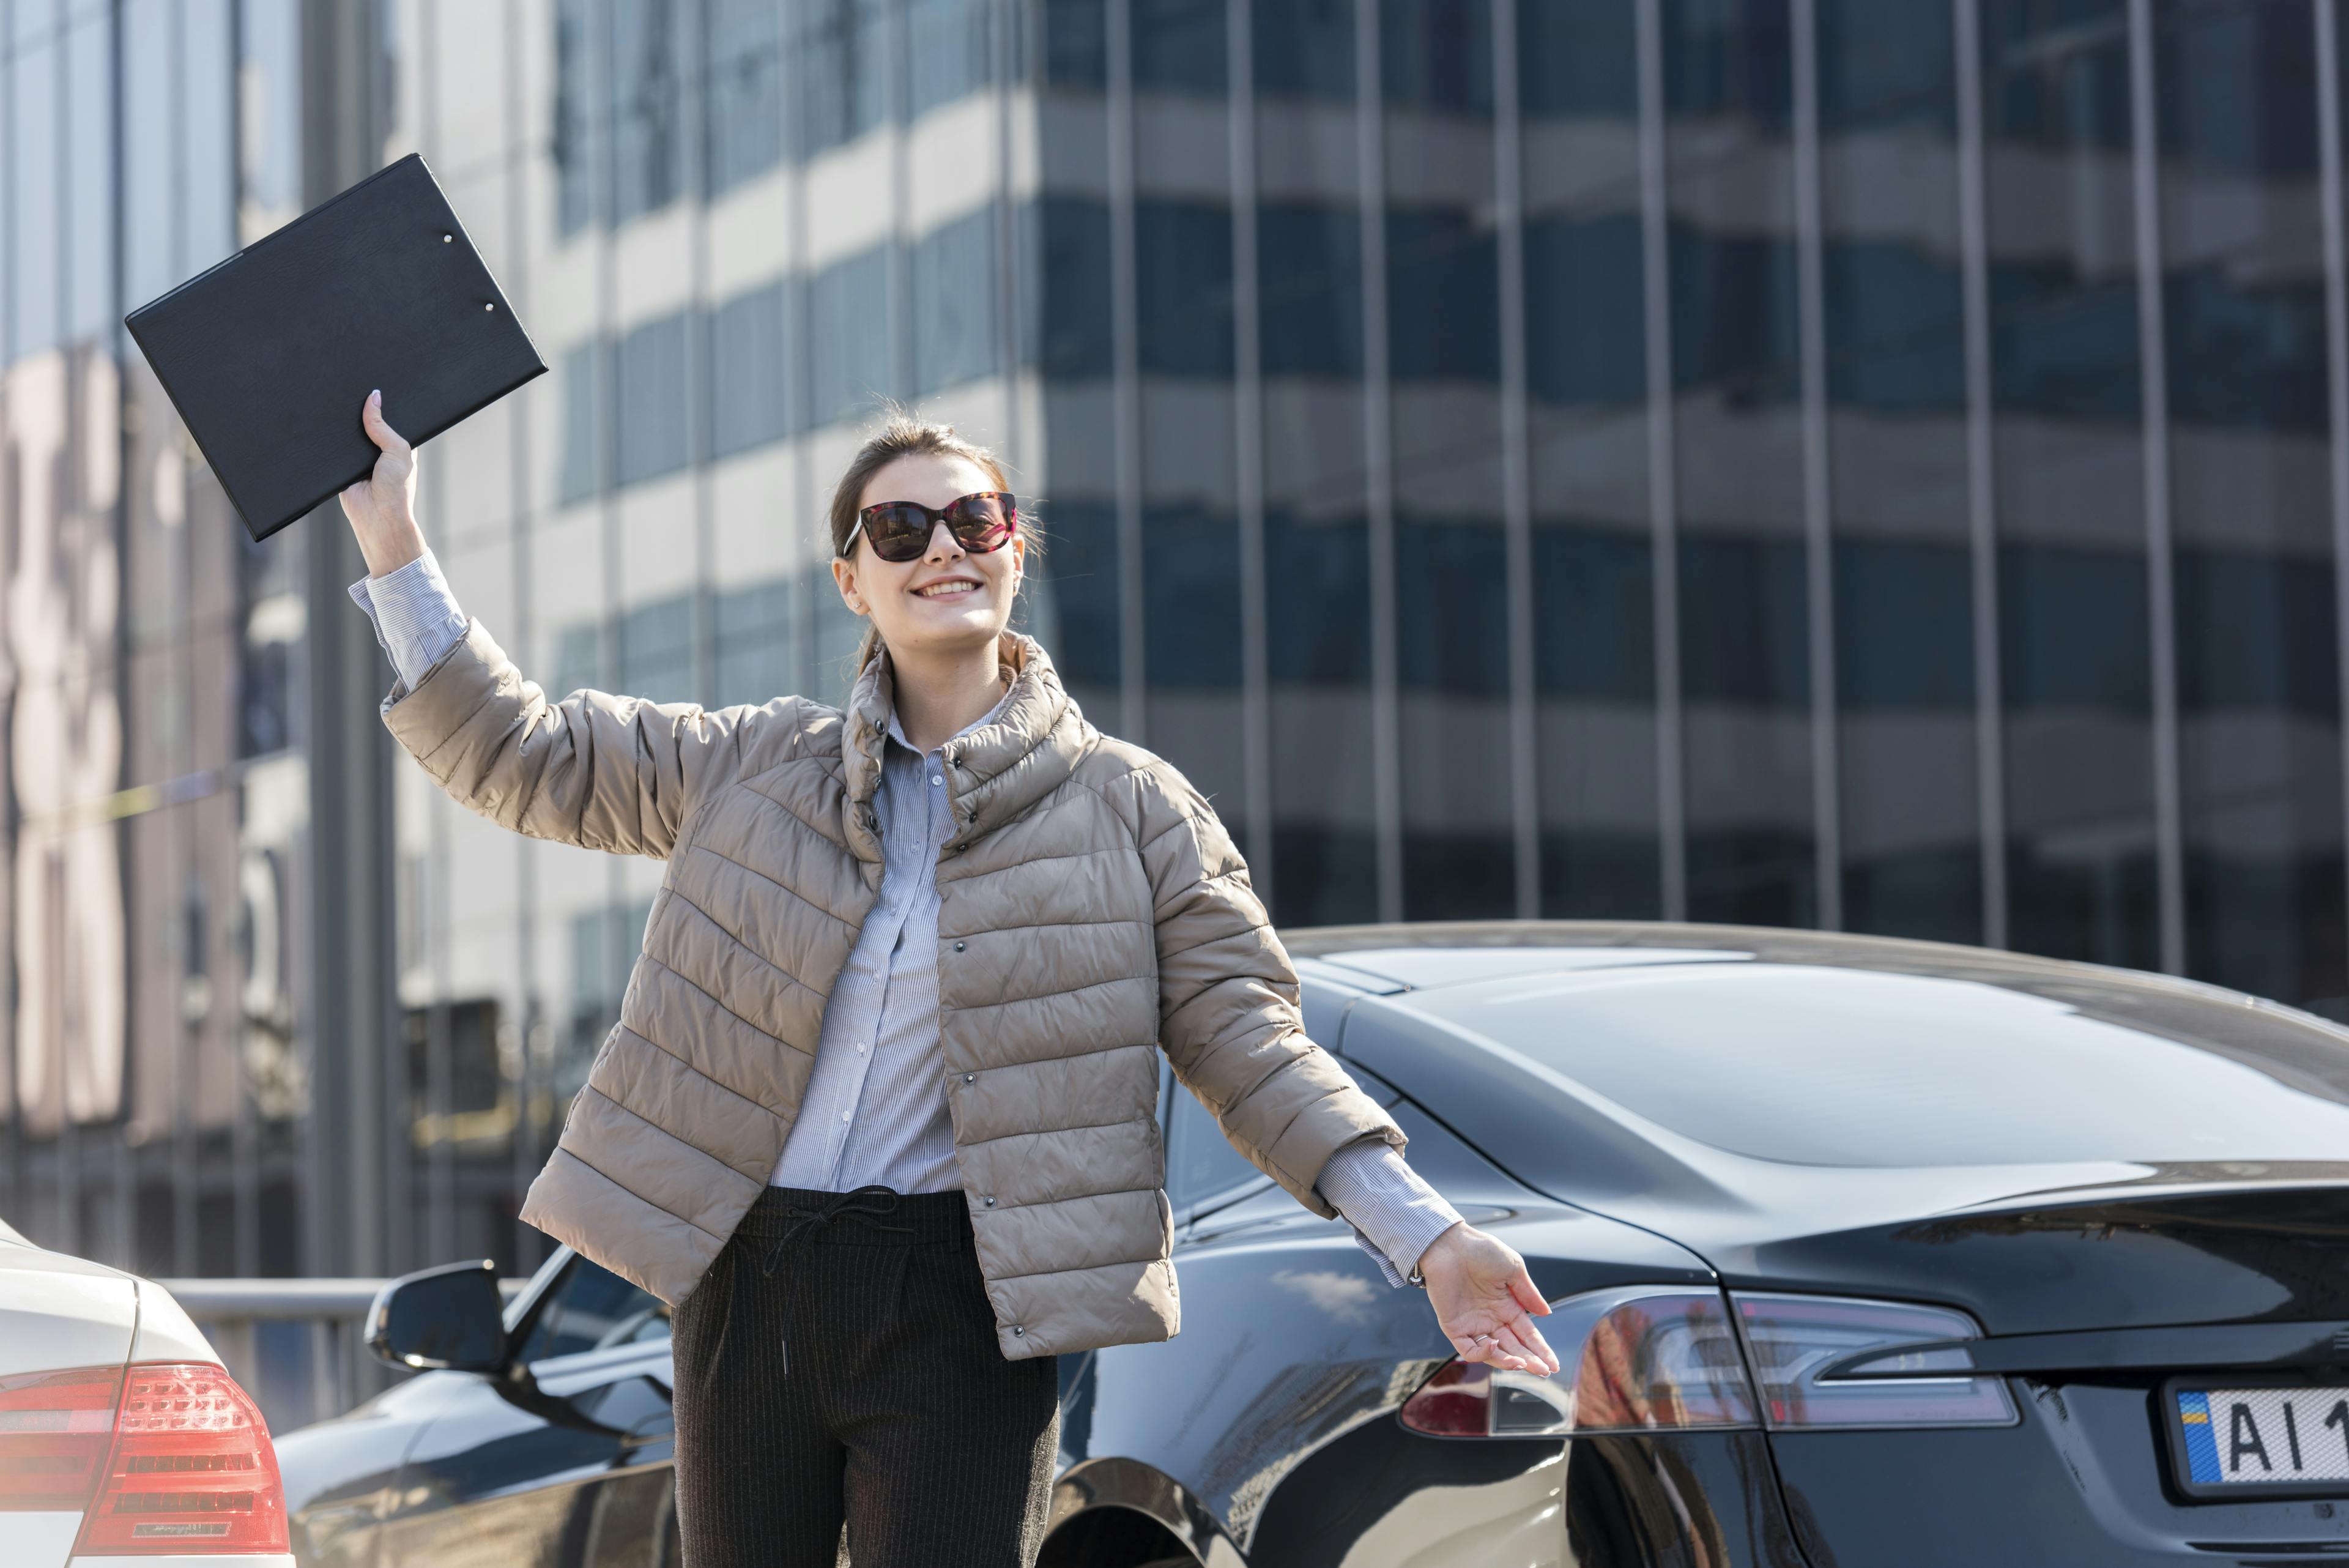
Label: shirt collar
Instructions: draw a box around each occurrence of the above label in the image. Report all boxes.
[883,668,1017,757]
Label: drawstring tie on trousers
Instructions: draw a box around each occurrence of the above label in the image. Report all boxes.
[757,1184,914,1376]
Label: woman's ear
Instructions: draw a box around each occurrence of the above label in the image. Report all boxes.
[831,554,865,615]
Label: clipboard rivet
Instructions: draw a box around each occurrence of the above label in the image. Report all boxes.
[442,232,453,242]
[484,302,495,311]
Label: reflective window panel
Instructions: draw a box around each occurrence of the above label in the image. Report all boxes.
[1981,0,2158,969]
[1667,0,1817,927]
[2158,0,2345,1008]
[1522,0,1661,918]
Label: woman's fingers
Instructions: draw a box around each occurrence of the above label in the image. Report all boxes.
[362,388,410,453]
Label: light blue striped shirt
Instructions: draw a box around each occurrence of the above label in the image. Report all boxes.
[351,549,1464,1286]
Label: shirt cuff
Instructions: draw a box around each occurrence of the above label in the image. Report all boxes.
[1315,1138,1465,1289]
[348,547,470,694]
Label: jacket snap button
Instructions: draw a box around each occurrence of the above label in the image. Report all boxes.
[962,1072,974,1083]
[954,940,965,951]
[984,1195,995,1206]
[1012,1325,1023,1337]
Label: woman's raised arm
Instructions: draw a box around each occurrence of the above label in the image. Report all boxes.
[338,390,779,859]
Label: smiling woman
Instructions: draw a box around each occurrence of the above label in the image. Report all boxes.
[332,390,1551,1568]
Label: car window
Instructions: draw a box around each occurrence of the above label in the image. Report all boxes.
[513,1256,670,1364]
[1389,962,2349,1168]
[1167,1085,1271,1217]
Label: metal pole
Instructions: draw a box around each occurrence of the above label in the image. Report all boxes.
[1636,0,1685,921]
[2317,0,2349,1000]
[1228,0,1274,884]
[1357,0,1403,923]
[1954,0,2006,949]
[1791,0,1841,931]
[1107,0,1146,742]
[2125,0,2184,975]
[1494,0,1539,918]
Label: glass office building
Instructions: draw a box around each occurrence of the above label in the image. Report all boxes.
[4,0,2348,1322]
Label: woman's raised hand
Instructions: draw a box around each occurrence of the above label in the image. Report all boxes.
[338,388,426,578]
[1416,1222,1562,1377]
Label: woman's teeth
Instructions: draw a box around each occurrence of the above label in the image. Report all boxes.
[915,581,978,597]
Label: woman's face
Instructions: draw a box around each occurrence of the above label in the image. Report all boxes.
[833,451,1025,662]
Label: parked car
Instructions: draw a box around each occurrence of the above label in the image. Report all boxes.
[276,920,2349,1566]
[0,1211,292,1566]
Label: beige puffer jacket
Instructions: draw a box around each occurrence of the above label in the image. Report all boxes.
[376,617,1408,1360]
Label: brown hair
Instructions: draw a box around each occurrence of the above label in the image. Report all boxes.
[826,403,1041,685]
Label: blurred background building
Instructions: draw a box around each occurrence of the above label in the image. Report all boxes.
[2,0,2345,1384]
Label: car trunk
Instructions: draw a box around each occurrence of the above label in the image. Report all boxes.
[1736,1177,2349,1566]
[0,1243,137,1568]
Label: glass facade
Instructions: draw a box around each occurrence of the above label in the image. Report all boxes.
[7,0,2349,1417]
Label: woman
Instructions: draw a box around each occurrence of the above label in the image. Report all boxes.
[336,388,1559,1567]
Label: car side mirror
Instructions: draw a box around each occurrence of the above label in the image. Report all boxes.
[366,1258,508,1372]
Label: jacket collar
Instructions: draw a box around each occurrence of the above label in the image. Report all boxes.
[840,630,1080,861]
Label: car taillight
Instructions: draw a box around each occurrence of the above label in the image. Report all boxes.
[1398,1285,2017,1438]
[69,1362,288,1555]
[0,1365,121,1510]
[1398,1287,1759,1437]
[1733,1291,2016,1429]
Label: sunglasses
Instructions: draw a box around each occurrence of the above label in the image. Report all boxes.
[845,491,1020,563]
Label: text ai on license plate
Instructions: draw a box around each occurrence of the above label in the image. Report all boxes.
[2171,1384,2349,1495]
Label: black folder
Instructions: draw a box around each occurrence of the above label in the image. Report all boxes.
[124,152,546,543]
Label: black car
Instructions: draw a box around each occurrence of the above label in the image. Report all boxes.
[277,920,2349,1566]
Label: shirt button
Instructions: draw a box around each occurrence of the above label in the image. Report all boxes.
[841,1111,851,1123]
[857,1041,867,1053]
[931,775,943,786]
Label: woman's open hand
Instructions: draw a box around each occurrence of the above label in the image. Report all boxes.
[1416,1221,1561,1377]
[338,388,426,577]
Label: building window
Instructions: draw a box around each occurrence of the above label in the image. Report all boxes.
[908,0,991,111]
[1041,0,1106,89]
[1021,198,1114,377]
[1135,201,1234,377]
[800,0,890,155]
[611,0,687,225]
[1134,0,1225,96]
[619,593,694,701]
[912,206,998,395]
[615,311,691,487]
[809,244,892,428]
[1255,0,1353,101]
[1258,203,1362,378]
[705,0,784,197]
[714,578,793,708]
[555,0,595,235]
[710,280,793,458]
[559,340,601,503]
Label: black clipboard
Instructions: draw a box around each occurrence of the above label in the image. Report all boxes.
[124,152,546,543]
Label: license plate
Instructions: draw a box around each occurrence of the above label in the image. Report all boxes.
[2165,1380,2349,1498]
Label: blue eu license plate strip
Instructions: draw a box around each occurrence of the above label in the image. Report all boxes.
[2174,1386,2349,1492]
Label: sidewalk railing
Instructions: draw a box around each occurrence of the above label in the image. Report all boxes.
[154,1276,529,1435]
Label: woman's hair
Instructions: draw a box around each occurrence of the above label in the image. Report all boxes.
[827,402,1042,685]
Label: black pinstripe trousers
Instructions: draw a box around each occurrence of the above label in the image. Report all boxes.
[670,1183,1061,1568]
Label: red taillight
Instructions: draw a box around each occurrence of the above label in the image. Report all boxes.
[69,1362,288,1555]
[0,1365,121,1510]
[1398,1287,1759,1438]
[1397,1285,2021,1439]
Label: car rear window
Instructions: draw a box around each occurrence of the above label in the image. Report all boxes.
[1406,963,2349,1167]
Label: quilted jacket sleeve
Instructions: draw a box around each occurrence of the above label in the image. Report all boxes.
[1130,757,1407,1220]
[377,614,779,860]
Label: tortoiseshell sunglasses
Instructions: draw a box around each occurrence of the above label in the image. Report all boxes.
[844,491,1019,563]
